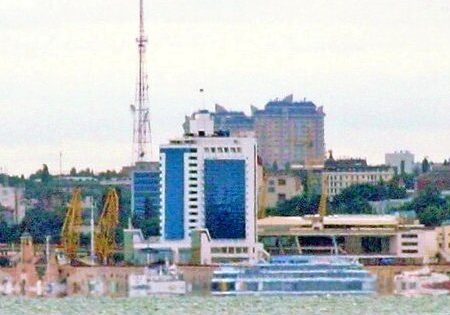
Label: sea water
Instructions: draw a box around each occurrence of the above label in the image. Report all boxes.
[0,296,448,315]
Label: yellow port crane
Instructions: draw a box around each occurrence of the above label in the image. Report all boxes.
[318,174,329,218]
[95,188,120,265]
[61,188,84,261]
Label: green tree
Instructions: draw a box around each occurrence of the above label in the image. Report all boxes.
[266,193,320,216]
[20,208,64,243]
[417,206,450,227]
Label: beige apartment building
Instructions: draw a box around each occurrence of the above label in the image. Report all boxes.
[262,172,303,209]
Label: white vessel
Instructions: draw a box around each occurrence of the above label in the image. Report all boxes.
[128,265,188,297]
[394,267,450,296]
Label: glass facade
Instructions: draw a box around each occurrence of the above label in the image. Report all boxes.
[205,159,246,239]
[132,170,160,217]
[161,148,191,240]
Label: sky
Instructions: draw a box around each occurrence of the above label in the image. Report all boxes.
[0,0,449,176]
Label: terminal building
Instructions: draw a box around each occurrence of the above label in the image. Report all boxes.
[126,111,265,265]
[258,214,450,265]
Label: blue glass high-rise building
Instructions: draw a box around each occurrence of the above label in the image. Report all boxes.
[131,162,160,219]
[157,111,261,264]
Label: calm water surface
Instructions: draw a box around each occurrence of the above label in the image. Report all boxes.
[0,296,449,315]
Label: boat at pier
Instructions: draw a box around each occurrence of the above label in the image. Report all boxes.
[394,267,450,296]
[211,255,376,296]
[128,264,188,297]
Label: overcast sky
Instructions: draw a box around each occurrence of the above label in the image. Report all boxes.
[1,0,449,176]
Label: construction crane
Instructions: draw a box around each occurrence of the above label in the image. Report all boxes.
[61,188,83,261]
[95,188,120,265]
[258,168,269,219]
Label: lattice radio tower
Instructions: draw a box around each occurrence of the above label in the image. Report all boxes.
[131,0,151,163]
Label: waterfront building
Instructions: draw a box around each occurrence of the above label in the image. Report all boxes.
[323,156,395,200]
[385,150,415,174]
[131,161,160,217]
[127,111,265,264]
[258,215,450,265]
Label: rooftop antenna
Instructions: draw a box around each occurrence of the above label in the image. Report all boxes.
[131,0,152,164]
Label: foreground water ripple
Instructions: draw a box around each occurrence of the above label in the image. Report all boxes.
[0,296,449,315]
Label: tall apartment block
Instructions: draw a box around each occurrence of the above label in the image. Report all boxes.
[127,111,264,264]
[188,95,326,170]
[254,95,325,169]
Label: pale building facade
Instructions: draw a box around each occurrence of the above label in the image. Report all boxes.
[323,157,395,199]
[263,172,303,208]
[385,150,415,174]
[0,184,26,223]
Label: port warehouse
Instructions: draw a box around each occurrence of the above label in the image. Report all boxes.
[258,215,450,265]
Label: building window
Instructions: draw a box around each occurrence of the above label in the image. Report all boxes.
[189,163,197,167]
[402,249,418,254]
[401,242,418,246]
[204,148,209,153]
[401,234,418,239]
[277,194,286,202]
[189,170,197,174]
[189,198,198,202]
[224,147,229,153]
[211,148,216,153]
[268,187,275,193]
[237,147,242,153]
[189,184,198,188]
[231,148,236,153]
[278,179,286,186]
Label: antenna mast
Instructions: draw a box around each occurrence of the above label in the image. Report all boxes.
[132,0,152,163]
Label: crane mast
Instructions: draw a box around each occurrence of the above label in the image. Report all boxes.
[95,188,120,265]
[61,188,83,261]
